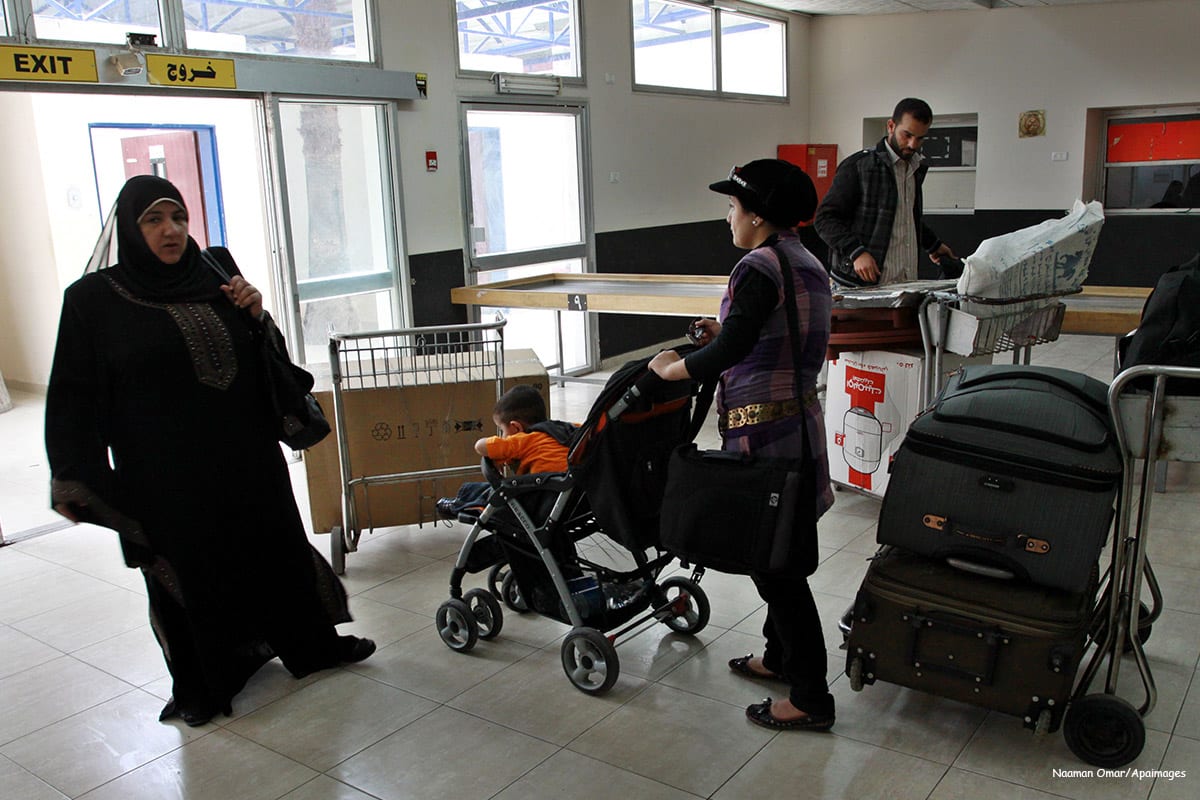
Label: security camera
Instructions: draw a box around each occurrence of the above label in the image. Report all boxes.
[111,51,144,77]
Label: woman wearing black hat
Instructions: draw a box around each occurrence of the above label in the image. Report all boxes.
[45,175,374,727]
[649,159,835,731]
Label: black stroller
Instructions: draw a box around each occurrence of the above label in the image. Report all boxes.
[434,348,714,694]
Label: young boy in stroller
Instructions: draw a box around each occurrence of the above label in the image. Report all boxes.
[435,384,576,519]
[434,350,712,694]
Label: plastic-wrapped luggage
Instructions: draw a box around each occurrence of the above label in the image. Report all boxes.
[845,547,1095,732]
[876,365,1121,592]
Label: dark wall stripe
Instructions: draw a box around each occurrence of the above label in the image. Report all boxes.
[409,249,468,328]
[409,213,1200,361]
[926,211,1200,287]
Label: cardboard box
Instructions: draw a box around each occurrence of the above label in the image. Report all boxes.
[304,349,549,533]
[825,349,984,497]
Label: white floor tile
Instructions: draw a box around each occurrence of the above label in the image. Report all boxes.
[329,706,557,800]
[0,689,204,797]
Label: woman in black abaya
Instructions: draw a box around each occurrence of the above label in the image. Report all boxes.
[46,175,374,726]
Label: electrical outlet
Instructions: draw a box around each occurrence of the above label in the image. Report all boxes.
[1051,152,1068,162]
[609,172,620,183]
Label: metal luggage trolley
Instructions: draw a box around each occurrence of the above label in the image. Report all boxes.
[918,289,1071,405]
[326,320,506,574]
[1061,364,1200,767]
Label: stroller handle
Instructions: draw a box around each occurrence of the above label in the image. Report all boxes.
[607,370,665,421]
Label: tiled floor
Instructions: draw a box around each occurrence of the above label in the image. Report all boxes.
[2,335,1198,800]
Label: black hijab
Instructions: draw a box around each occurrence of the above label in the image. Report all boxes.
[107,175,220,302]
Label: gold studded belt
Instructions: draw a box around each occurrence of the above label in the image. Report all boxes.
[719,390,817,433]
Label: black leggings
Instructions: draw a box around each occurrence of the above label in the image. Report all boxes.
[751,567,835,717]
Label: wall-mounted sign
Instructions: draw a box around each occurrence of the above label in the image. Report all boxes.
[0,45,98,83]
[1019,110,1046,138]
[145,54,236,89]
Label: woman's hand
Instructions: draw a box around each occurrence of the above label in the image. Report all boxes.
[221,276,264,319]
[690,317,721,344]
[649,349,690,381]
[53,503,80,523]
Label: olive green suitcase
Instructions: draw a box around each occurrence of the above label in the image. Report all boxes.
[845,547,1095,732]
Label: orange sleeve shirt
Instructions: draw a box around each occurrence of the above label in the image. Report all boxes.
[483,431,569,474]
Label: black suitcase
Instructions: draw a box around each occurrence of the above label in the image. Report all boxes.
[877,365,1121,592]
[845,547,1095,732]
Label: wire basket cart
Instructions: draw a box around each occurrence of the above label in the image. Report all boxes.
[326,320,506,574]
[918,289,1072,406]
[1061,364,1200,766]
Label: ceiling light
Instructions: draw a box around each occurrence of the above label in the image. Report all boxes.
[493,73,562,96]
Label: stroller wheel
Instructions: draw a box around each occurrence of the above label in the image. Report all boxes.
[435,598,479,652]
[487,562,509,600]
[464,588,504,640]
[501,571,529,613]
[561,627,620,695]
[658,576,710,635]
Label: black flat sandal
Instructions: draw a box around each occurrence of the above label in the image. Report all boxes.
[745,698,835,732]
[728,654,784,682]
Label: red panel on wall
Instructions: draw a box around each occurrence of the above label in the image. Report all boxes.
[778,143,837,226]
[1107,119,1200,163]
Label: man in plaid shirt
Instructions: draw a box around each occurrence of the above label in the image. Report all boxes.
[815,97,957,286]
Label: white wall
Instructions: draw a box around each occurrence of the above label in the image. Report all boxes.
[378,1,814,244]
[808,0,1200,211]
[0,94,57,391]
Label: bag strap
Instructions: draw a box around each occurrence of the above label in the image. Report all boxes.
[200,247,235,284]
[773,242,811,456]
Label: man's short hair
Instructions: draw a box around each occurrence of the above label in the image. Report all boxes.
[494,384,547,426]
[892,97,933,125]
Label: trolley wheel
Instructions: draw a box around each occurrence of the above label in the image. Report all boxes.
[1134,602,1154,649]
[435,598,479,652]
[487,562,509,600]
[1092,602,1154,653]
[847,657,865,692]
[1063,694,1145,768]
[561,627,619,695]
[501,571,529,613]
[658,576,710,635]
[463,588,504,640]
[331,525,346,575]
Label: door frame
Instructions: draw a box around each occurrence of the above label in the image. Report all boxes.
[263,93,410,361]
[457,96,598,373]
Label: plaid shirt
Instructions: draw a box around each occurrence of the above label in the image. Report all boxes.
[814,138,941,284]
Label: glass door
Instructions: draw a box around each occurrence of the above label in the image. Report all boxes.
[271,98,406,365]
[461,102,594,374]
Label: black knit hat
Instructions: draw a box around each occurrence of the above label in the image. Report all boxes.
[708,158,818,227]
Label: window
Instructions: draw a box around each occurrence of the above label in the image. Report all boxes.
[32,0,161,46]
[182,1,373,62]
[1102,113,1200,210]
[455,0,581,78]
[632,0,786,99]
[29,1,374,62]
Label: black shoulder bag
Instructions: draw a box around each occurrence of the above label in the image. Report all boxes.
[201,248,331,450]
[658,246,819,575]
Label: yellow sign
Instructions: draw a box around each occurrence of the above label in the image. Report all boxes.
[0,45,98,83]
[146,54,236,89]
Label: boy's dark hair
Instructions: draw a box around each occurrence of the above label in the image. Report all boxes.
[892,97,933,125]
[493,384,547,426]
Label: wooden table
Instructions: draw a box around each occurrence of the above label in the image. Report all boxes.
[452,273,1149,336]
[1060,286,1149,336]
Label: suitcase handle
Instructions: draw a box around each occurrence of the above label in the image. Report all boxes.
[905,610,1006,686]
[945,557,1016,580]
[924,514,1007,547]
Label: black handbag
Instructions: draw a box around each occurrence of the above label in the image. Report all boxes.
[201,249,331,450]
[660,445,809,574]
[658,244,818,574]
